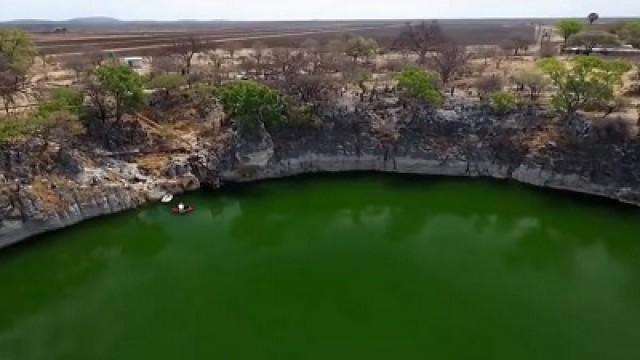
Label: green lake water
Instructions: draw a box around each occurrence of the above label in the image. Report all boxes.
[1,174,640,359]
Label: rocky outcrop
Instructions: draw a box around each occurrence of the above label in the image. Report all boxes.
[2,98,640,248]
[220,101,640,208]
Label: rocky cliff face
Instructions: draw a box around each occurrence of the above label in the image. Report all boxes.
[221,100,640,206]
[2,98,640,248]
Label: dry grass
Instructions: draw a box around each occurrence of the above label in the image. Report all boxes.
[136,154,171,176]
[30,177,64,212]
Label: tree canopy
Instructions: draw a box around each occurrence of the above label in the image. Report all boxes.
[216,80,284,130]
[567,31,620,54]
[344,36,378,63]
[0,30,35,71]
[538,56,631,116]
[396,67,443,108]
[92,64,144,121]
[0,30,35,115]
[557,20,584,45]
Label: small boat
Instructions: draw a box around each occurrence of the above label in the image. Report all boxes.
[161,194,174,203]
[171,206,195,215]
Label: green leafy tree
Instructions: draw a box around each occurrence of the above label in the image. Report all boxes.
[396,67,443,108]
[0,30,35,71]
[91,64,144,121]
[216,80,284,130]
[557,19,584,46]
[538,56,631,117]
[0,30,35,115]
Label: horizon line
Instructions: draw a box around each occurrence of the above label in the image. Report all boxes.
[2,15,640,23]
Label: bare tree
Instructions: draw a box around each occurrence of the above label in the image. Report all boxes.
[394,21,446,64]
[238,56,258,78]
[474,75,504,101]
[475,46,494,66]
[301,38,323,74]
[172,37,208,75]
[251,41,268,66]
[151,54,181,76]
[429,43,469,85]
[0,54,29,115]
[63,47,104,81]
[202,50,227,85]
[501,36,532,56]
[224,41,243,59]
[288,73,339,103]
[38,50,55,81]
[269,48,296,77]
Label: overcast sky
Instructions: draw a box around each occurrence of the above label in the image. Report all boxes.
[1,0,639,21]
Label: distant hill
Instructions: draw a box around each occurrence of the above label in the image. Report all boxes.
[0,17,236,30]
[67,17,122,24]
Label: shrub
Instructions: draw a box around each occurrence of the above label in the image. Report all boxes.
[0,117,38,143]
[188,83,218,116]
[490,91,517,114]
[0,88,85,144]
[147,74,187,96]
[396,67,443,108]
[538,42,558,58]
[216,80,284,130]
[37,87,85,118]
[511,70,549,100]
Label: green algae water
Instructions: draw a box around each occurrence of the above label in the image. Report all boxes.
[1,174,640,360]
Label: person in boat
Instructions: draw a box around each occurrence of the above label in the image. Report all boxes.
[177,203,186,213]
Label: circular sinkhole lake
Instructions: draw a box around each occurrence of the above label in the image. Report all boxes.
[1,174,640,359]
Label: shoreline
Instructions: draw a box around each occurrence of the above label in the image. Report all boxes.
[3,152,639,249]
